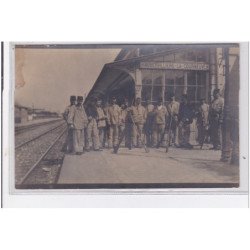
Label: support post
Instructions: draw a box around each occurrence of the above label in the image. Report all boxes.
[209,48,217,99]
[221,47,232,162]
[184,72,188,94]
[135,69,142,98]
[162,71,166,103]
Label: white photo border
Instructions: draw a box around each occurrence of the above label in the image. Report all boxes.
[2,42,249,207]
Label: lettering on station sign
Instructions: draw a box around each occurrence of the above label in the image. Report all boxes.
[140,61,209,71]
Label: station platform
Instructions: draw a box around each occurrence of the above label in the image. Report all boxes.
[57,146,239,188]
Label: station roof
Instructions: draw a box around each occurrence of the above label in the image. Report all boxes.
[85,44,239,104]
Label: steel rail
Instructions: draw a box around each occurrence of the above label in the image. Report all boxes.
[15,122,66,149]
[15,119,62,134]
[19,126,67,185]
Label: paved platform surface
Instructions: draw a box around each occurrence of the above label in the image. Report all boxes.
[57,145,239,187]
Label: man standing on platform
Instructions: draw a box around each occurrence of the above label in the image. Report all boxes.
[106,96,121,148]
[209,89,224,150]
[67,96,88,155]
[96,99,107,149]
[63,95,76,153]
[130,97,146,148]
[167,93,180,147]
[178,94,194,149]
[118,102,128,146]
[85,101,102,151]
[152,97,168,147]
[144,99,155,147]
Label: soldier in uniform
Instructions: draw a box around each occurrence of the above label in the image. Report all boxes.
[196,98,209,146]
[152,97,168,147]
[96,99,107,149]
[178,94,194,149]
[67,96,88,155]
[130,97,146,148]
[123,99,133,148]
[85,101,101,151]
[166,93,180,146]
[103,101,110,148]
[106,97,121,148]
[118,102,128,146]
[209,89,224,150]
[63,95,76,153]
[144,99,155,147]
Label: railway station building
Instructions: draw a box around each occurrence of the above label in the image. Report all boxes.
[85,44,239,109]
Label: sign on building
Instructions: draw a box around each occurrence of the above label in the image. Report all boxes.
[140,61,209,71]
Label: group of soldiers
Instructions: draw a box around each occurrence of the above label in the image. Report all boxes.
[63,89,224,155]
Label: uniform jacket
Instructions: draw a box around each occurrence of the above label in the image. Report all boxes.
[63,104,75,122]
[145,104,154,114]
[96,106,106,128]
[145,104,155,126]
[67,104,88,130]
[197,103,209,126]
[211,97,224,113]
[154,105,168,125]
[179,103,194,125]
[167,101,180,117]
[119,108,128,125]
[131,104,146,124]
[210,97,224,122]
[107,104,121,125]
[85,105,98,119]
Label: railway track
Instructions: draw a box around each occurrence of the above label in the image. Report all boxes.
[15,122,67,186]
[15,118,62,135]
[15,120,65,148]
[15,121,66,149]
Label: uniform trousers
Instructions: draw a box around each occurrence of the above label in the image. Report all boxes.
[152,124,166,147]
[119,122,132,148]
[73,129,85,153]
[178,122,191,146]
[64,126,74,152]
[210,119,221,148]
[144,119,154,146]
[132,123,144,147]
[98,126,106,148]
[86,119,100,150]
[168,118,179,145]
[108,124,119,147]
[197,124,206,145]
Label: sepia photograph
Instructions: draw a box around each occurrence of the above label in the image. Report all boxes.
[13,43,240,189]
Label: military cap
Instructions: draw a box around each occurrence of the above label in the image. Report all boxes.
[77,96,84,101]
[70,95,76,101]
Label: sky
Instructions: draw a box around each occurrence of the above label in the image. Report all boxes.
[15,48,120,113]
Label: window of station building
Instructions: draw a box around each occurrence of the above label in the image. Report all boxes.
[141,70,153,104]
[164,70,185,103]
[141,69,207,106]
[187,71,206,104]
[152,71,163,104]
[164,70,207,105]
[141,70,163,105]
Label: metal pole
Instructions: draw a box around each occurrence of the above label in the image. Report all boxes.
[221,47,232,162]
